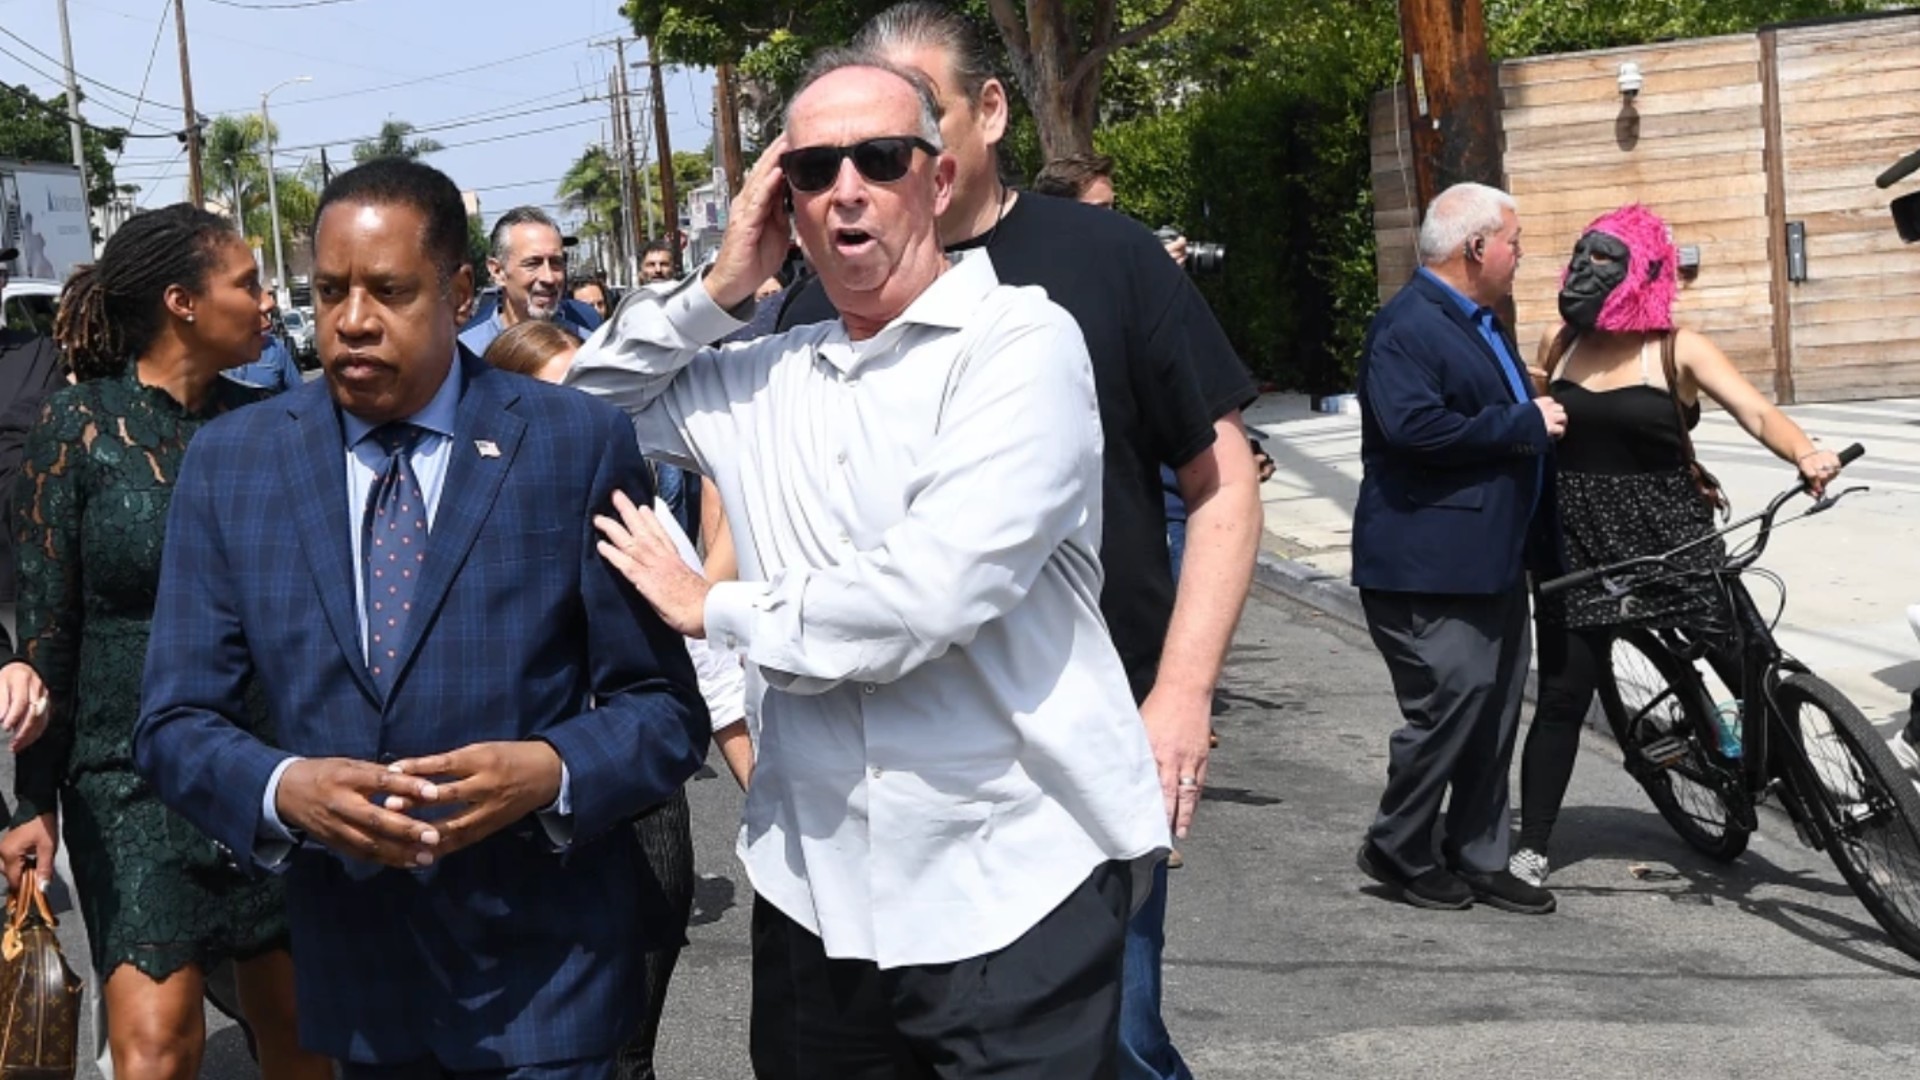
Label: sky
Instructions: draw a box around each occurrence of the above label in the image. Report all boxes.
[0,0,718,235]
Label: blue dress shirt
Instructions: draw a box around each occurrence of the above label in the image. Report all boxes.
[1418,267,1529,403]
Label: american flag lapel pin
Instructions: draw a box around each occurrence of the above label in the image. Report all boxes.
[475,439,500,459]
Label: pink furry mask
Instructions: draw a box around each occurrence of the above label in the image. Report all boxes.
[1557,204,1677,333]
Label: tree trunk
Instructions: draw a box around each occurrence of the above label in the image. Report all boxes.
[716,62,745,196]
[986,0,1191,163]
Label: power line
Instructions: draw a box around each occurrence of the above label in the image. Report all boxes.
[200,33,602,113]
[0,23,178,117]
[0,73,186,139]
[203,0,367,7]
[113,0,176,169]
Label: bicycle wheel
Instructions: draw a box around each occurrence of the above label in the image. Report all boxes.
[1777,674,1920,962]
[1597,629,1750,861]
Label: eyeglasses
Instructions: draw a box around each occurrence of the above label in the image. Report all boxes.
[778,136,940,194]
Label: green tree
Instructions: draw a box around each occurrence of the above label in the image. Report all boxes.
[352,120,445,163]
[558,143,626,271]
[0,82,126,209]
[202,114,273,222]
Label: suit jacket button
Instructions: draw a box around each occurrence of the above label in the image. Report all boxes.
[377,752,397,765]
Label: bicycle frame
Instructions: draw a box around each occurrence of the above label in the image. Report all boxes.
[1543,443,1868,833]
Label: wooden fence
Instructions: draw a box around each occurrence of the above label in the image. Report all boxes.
[1370,12,1920,402]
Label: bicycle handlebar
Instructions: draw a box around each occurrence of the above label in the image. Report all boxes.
[1536,443,1865,596]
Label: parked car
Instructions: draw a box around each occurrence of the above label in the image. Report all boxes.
[281,307,316,367]
[1,278,60,338]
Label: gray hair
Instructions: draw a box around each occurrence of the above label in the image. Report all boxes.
[783,48,944,149]
[1416,183,1518,266]
[853,2,999,108]
[489,206,561,263]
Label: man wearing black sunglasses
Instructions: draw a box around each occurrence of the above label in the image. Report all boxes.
[777,9,1262,1079]
[568,49,1168,1080]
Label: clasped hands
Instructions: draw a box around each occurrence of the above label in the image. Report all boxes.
[273,741,562,870]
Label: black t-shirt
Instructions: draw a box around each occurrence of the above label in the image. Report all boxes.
[779,193,1256,701]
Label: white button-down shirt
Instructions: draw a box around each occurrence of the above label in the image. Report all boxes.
[568,252,1167,967]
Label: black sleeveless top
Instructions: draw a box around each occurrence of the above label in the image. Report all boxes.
[1549,337,1700,475]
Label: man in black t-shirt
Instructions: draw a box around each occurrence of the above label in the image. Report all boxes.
[0,249,60,755]
[777,9,1262,1077]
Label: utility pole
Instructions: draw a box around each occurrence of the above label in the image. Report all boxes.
[1397,0,1504,214]
[646,37,679,262]
[714,61,743,196]
[596,37,643,285]
[175,0,204,205]
[603,69,634,283]
[54,0,92,235]
[630,80,658,240]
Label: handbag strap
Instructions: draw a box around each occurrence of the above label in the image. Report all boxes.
[1658,331,1699,468]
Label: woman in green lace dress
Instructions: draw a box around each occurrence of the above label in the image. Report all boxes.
[0,206,332,1080]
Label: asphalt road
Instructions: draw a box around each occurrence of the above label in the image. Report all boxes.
[23,582,1920,1078]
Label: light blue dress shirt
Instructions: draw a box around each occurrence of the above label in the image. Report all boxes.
[257,358,569,862]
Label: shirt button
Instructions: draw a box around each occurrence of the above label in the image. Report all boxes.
[870,766,883,779]
[839,532,852,546]
[862,683,877,695]
[835,451,847,465]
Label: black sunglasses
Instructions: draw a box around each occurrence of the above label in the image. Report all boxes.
[779,136,940,194]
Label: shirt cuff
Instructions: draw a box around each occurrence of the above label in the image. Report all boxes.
[705,580,769,657]
[623,271,751,347]
[534,760,573,849]
[256,756,302,871]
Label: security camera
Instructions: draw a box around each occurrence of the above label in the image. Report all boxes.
[1618,61,1644,99]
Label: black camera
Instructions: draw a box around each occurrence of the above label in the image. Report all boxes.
[1154,226,1226,275]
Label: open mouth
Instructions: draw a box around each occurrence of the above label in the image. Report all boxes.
[833,228,875,255]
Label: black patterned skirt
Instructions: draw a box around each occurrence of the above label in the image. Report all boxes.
[1536,466,1727,632]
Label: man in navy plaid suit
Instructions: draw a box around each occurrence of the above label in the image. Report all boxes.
[134,160,710,1078]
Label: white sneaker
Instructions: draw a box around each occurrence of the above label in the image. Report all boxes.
[1508,848,1550,888]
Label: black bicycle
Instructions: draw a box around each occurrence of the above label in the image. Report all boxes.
[1540,443,1920,961]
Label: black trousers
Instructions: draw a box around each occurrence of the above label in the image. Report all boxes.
[749,860,1132,1080]
[1361,586,1532,876]
[617,789,696,1080]
[1518,622,1614,855]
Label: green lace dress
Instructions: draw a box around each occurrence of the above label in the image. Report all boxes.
[10,367,290,980]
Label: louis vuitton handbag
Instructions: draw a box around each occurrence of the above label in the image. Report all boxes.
[0,858,81,1080]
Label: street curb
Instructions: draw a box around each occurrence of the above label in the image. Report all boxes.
[1253,551,1367,630]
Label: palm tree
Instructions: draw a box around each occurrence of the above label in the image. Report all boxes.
[202,114,273,222]
[558,144,626,273]
[351,119,445,163]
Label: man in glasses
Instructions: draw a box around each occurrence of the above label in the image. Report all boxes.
[568,49,1168,1079]
[779,8,1263,1079]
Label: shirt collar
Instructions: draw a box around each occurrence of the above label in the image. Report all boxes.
[816,250,1000,374]
[341,351,462,449]
[1419,266,1491,320]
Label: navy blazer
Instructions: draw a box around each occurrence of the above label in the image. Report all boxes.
[1351,272,1556,595]
[134,352,710,1068]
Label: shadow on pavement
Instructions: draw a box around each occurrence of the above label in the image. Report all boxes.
[1552,804,1920,977]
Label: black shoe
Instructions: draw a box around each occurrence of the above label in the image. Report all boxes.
[1356,842,1472,910]
[1457,868,1557,914]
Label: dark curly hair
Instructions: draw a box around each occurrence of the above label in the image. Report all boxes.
[54,204,238,381]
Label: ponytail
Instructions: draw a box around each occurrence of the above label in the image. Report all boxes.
[53,264,124,381]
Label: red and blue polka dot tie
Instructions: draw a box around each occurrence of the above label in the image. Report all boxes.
[363,423,427,691]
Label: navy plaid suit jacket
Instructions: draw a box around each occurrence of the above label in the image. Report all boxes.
[134,351,710,1068]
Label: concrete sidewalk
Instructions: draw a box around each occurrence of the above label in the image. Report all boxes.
[1247,392,1920,733]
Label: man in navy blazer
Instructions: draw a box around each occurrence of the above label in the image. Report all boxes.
[1351,182,1566,917]
[134,159,710,1078]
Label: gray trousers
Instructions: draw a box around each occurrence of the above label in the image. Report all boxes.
[1360,586,1531,877]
